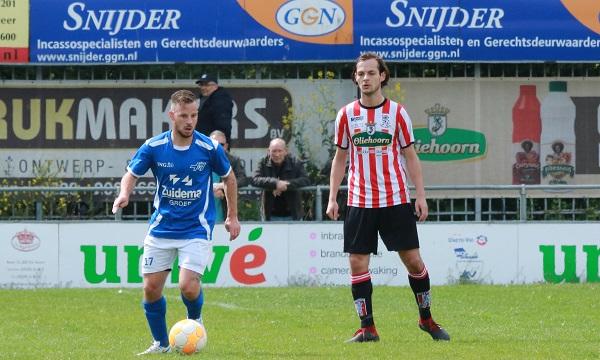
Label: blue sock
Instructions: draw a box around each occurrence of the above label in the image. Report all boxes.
[181,289,204,321]
[143,296,169,347]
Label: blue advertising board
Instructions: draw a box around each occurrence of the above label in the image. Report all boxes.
[29,0,600,63]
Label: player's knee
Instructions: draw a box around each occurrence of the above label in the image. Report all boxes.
[404,258,425,274]
[179,282,200,299]
[143,283,163,301]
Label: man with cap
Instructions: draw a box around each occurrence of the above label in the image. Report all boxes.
[195,73,234,146]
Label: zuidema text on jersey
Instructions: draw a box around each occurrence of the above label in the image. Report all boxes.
[385,0,504,33]
[160,186,202,200]
[63,2,181,36]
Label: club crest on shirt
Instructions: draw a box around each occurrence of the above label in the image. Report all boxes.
[366,124,376,135]
[381,114,391,128]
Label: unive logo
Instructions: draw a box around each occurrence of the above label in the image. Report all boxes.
[81,226,268,285]
[560,0,600,35]
[276,0,345,36]
[237,0,353,44]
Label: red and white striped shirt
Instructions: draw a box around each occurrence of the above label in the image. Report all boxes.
[334,99,414,208]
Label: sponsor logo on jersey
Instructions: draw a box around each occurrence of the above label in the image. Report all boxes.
[157,162,174,168]
[351,131,392,147]
[190,161,207,172]
[350,115,363,122]
[161,185,202,200]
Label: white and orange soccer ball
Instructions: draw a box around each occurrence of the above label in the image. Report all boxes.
[168,319,207,355]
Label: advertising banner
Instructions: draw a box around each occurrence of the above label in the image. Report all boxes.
[28,0,600,64]
[58,223,290,288]
[1,222,598,288]
[1,79,599,191]
[0,224,59,288]
[517,224,600,284]
[0,0,28,63]
[392,78,600,188]
[0,85,291,187]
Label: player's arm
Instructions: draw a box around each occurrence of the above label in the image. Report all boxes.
[222,171,241,241]
[112,172,138,214]
[403,144,428,222]
[326,147,348,220]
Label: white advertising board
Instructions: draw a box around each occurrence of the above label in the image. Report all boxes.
[287,224,407,286]
[0,224,59,288]
[0,222,597,288]
[516,223,600,284]
[419,224,520,285]
[57,222,289,288]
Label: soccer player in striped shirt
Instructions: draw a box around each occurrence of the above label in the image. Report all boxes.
[112,90,241,354]
[326,53,450,342]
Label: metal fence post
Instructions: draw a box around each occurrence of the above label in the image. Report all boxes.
[315,185,323,221]
[114,188,122,221]
[475,197,482,221]
[519,184,527,222]
[35,201,42,220]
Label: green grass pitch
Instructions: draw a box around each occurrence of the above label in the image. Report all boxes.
[0,284,598,359]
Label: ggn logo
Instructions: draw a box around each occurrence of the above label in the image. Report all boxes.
[276,0,345,36]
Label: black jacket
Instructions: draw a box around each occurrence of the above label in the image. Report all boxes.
[196,87,233,144]
[251,155,310,220]
[217,152,249,218]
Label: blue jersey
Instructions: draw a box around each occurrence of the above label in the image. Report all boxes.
[127,130,231,240]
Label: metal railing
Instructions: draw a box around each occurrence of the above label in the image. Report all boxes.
[1,184,600,222]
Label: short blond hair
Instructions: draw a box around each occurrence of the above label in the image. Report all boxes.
[170,90,197,109]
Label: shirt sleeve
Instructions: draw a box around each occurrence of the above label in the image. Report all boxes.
[334,106,349,149]
[127,141,153,177]
[211,139,232,177]
[397,105,415,148]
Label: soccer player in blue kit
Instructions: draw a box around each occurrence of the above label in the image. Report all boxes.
[112,89,241,355]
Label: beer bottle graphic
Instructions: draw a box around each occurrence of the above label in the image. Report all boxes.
[540,81,576,185]
[512,85,541,184]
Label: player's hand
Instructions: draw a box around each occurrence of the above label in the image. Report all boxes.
[213,188,225,199]
[112,195,129,214]
[326,200,339,220]
[224,217,241,241]
[414,196,428,222]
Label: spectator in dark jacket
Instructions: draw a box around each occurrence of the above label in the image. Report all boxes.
[210,130,248,221]
[251,138,310,221]
[195,73,234,146]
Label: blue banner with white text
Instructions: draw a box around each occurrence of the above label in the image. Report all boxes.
[28,0,600,64]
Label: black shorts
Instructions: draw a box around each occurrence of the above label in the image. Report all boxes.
[343,204,419,254]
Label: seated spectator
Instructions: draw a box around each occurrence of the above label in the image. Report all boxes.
[251,138,310,221]
[210,130,249,222]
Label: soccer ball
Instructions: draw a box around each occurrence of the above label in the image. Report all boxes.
[168,319,207,355]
